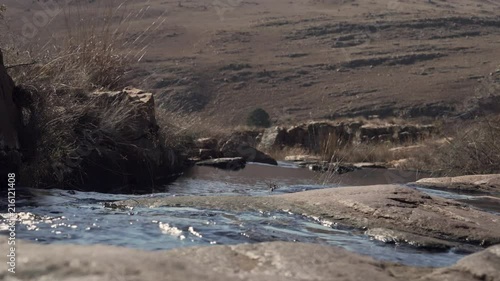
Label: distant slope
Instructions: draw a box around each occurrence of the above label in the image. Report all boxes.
[2,0,500,125]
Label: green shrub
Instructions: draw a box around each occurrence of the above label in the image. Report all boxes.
[246,108,271,128]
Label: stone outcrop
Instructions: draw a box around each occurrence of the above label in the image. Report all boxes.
[1,237,499,281]
[414,174,500,194]
[0,50,22,191]
[255,121,436,153]
[219,136,277,166]
[116,185,500,248]
[54,87,183,193]
[186,135,277,167]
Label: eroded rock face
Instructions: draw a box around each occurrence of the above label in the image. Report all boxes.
[255,121,436,153]
[0,50,22,190]
[1,237,499,281]
[414,174,500,194]
[116,185,500,247]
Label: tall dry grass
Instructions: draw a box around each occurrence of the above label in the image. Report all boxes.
[318,132,397,163]
[1,1,177,187]
[4,2,134,90]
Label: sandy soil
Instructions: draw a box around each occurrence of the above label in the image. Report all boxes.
[3,0,500,125]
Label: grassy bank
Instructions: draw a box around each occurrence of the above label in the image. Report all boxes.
[1,3,192,190]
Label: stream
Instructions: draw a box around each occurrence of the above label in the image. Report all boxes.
[1,163,498,268]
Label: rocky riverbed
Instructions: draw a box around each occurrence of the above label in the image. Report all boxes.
[1,163,500,280]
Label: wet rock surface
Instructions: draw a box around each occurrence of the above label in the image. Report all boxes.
[116,185,500,247]
[1,237,499,281]
[414,175,500,194]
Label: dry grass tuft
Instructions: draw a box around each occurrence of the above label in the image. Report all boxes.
[4,2,132,91]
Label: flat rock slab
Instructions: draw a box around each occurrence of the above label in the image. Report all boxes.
[115,185,500,247]
[414,174,500,194]
[1,237,499,281]
[196,157,246,170]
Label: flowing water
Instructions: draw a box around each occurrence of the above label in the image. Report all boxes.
[1,163,498,267]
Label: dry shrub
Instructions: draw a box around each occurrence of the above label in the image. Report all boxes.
[409,117,500,175]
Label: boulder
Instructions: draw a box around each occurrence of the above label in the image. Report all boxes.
[0,50,22,191]
[220,137,277,166]
[258,126,286,151]
[54,87,183,193]
[414,174,500,194]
